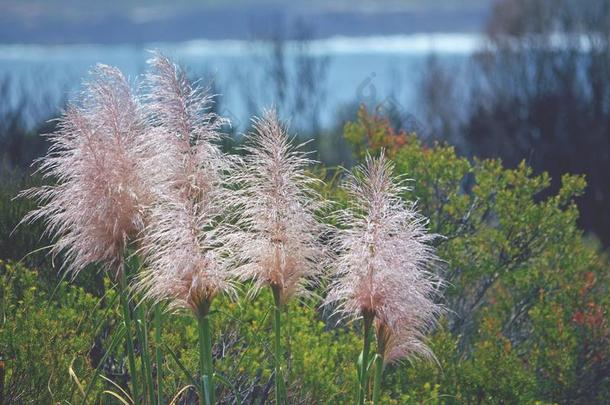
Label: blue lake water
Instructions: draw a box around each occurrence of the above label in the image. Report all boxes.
[0,34,480,131]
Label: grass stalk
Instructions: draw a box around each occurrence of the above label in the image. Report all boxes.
[154,305,163,404]
[272,286,285,405]
[357,312,374,405]
[197,305,215,404]
[136,304,156,404]
[372,353,384,405]
[118,269,139,404]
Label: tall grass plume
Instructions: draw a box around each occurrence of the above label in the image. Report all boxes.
[226,110,327,403]
[326,152,444,404]
[135,52,233,405]
[20,65,151,278]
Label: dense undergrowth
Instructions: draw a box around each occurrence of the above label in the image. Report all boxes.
[1,108,609,404]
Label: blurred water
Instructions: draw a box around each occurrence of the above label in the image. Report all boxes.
[0,34,478,131]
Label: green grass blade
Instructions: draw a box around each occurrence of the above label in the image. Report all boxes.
[164,343,198,388]
[81,324,126,405]
[135,304,156,404]
[154,305,163,404]
[214,372,242,405]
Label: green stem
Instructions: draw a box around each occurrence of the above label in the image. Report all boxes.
[118,269,139,404]
[272,286,285,405]
[372,353,384,405]
[137,304,155,405]
[358,312,374,405]
[197,309,215,404]
[154,306,163,404]
[286,301,293,387]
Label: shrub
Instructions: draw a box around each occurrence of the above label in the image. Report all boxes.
[0,260,108,403]
[342,107,610,404]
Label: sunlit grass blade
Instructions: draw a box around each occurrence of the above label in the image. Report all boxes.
[170,385,197,405]
[103,390,132,405]
[100,375,134,404]
[68,357,85,397]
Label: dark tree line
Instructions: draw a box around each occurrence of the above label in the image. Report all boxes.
[420,0,610,246]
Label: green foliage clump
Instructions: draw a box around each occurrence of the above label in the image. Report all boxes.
[341,107,610,404]
[158,290,362,404]
[0,260,108,403]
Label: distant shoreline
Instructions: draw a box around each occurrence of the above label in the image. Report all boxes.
[0,33,484,59]
[0,6,487,45]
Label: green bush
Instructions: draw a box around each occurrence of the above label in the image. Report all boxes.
[0,260,109,403]
[343,108,610,404]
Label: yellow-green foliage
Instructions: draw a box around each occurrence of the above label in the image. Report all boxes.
[0,260,108,403]
[159,290,362,404]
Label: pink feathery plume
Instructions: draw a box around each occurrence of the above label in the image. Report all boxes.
[140,51,229,200]
[326,152,443,364]
[226,110,326,304]
[21,64,151,279]
[136,52,233,315]
[137,197,233,315]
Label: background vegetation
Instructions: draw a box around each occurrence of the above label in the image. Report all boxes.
[1,107,608,403]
